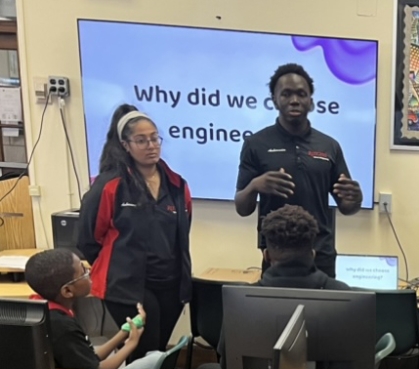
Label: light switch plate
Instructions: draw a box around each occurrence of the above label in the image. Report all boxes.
[33,77,51,104]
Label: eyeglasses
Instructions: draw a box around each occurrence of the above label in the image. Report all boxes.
[62,264,90,287]
[127,136,163,149]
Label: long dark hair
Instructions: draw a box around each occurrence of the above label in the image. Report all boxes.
[99,104,156,204]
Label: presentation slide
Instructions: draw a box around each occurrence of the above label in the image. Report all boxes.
[336,255,398,290]
[78,20,377,207]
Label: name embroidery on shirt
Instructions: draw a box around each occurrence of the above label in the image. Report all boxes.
[308,151,330,161]
[121,202,137,207]
[267,148,286,153]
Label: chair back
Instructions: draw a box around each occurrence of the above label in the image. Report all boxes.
[375,333,396,369]
[73,296,119,345]
[375,289,419,355]
[189,279,225,348]
[153,336,190,369]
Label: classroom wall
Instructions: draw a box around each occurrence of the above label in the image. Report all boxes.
[16,0,414,342]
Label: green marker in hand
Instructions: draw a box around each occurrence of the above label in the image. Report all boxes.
[121,303,146,332]
[121,315,144,332]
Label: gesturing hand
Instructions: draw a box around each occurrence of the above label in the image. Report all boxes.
[333,174,362,203]
[253,168,295,198]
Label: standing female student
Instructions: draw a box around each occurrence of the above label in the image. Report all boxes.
[77,104,192,362]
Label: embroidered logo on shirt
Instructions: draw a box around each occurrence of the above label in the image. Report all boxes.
[267,148,286,153]
[121,202,137,207]
[167,205,177,214]
[308,151,330,161]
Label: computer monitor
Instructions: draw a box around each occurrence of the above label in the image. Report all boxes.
[222,286,376,369]
[336,253,399,290]
[0,298,54,369]
[273,304,308,369]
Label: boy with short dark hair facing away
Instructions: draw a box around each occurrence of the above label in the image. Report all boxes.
[212,205,350,369]
[259,204,350,290]
[25,249,162,369]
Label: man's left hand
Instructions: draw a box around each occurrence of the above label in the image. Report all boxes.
[333,174,362,204]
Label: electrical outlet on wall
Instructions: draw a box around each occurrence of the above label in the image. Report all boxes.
[48,76,70,98]
[379,192,392,213]
[28,185,41,197]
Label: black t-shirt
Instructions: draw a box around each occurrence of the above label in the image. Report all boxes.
[236,120,350,263]
[49,309,100,369]
[145,167,179,288]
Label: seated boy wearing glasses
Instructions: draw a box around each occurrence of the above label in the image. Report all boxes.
[25,249,163,369]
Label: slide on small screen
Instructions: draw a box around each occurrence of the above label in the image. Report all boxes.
[336,255,398,289]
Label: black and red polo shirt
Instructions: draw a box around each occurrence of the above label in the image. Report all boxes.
[236,120,351,266]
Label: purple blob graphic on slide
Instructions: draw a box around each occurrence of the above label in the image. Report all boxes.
[379,257,398,267]
[291,37,377,85]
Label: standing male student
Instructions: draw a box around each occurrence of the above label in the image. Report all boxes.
[234,63,362,277]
